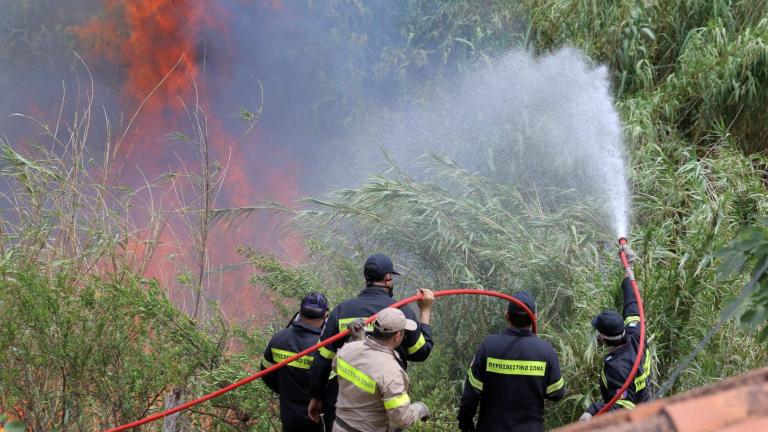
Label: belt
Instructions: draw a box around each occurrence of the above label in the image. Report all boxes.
[334,417,363,432]
[334,417,402,432]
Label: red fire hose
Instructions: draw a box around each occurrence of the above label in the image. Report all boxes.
[106,289,536,431]
[595,237,647,415]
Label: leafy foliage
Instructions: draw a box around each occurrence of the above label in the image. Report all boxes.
[0,266,220,431]
[716,218,768,342]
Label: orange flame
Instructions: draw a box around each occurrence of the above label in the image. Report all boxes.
[73,0,304,322]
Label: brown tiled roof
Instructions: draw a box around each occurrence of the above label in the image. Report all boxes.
[554,367,768,432]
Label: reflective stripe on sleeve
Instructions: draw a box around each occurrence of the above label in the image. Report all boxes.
[467,368,483,392]
[634,349,651,391]
[406,333,426,355]
[615,399,636,410]
[336,356,377,394]
[271,348,314,369]
[261,357,275,368]
[319,346,337,360]
[624,315,641,326]
[486,358,546,376]
[546,377,564,394]
[383,393,411,410]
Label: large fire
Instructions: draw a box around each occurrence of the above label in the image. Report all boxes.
[73,0,303,323]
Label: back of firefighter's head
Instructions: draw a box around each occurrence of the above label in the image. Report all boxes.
[506,290,536,328]
[364,253,400,292]
[591,310,625,346]
[372,308,417,348]
[299,292,329,321]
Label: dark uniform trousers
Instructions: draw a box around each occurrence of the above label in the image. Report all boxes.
[262,321,331,432]
[586,277,652,415]
[307,286,434,428]
[458,327,565,432]
[283,424,324,432]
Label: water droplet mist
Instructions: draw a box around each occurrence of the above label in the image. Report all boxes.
[323,47,631,238]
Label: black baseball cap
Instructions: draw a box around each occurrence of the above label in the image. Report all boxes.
[364,253,401,280]
[508,290,536,316]
[300,292,329,319]
[591,310,624,338]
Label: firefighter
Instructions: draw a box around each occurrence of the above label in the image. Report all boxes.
[262,292,330,432]
[307,253,435,429]
[458,291,565,432]
[580,273,651,420]
[332,308,431,431]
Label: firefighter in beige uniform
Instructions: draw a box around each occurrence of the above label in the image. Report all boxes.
[332,308,430,432]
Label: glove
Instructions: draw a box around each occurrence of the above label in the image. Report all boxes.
[412,401,430,421]
[579,412,593,422]
[620,245,637,264]
[348,318,367,341]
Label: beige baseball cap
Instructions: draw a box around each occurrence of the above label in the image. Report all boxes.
[374,308,418,332]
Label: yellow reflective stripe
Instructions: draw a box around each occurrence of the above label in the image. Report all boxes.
[271,348,314,369]
[546,377,564,394]
[467,368,483,392]
[383,393,411,410]
[486,358,546,376]
[261,357,275,368]
[329,371,337,380]
[336,356,377,394]
[634,349,651,391]
[615,399,636,410]
[624,316,640,326]
[319,346,336,360]
[406,333,426,355]
[339,317,374,332]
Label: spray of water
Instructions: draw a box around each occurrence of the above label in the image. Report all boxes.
[321,47,631,237]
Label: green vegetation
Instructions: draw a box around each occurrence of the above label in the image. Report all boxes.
[1,0,768,431]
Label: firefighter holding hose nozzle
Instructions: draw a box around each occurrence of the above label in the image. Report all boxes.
[580,244,652,420]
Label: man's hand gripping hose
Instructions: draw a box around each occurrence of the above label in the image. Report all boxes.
[105,289,536,431]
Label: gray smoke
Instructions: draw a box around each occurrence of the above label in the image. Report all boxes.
[0,2,631,239]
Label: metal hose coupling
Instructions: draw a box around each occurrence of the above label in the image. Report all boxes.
[617,237,637,280]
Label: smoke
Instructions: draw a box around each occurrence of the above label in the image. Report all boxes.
[322,48,631,236]
[0,1,631,321]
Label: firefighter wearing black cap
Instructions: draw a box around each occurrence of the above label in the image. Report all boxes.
[458,291,565,432]
[306,253,435,429]
[580,274,651,420]
[262,292,330,432]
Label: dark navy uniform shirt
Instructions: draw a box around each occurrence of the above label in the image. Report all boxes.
[587,277,652,414]
[262,320,323,427]
[307,286,434,404]
[458,327,565,432]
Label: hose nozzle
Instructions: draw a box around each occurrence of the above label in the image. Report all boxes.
[617,237,637,265]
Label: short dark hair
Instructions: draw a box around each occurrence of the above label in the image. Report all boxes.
[300,309,325,320]
[372,328,400,342]
[508,311,532,328]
